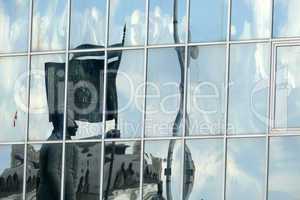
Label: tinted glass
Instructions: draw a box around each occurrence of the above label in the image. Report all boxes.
[226,138,266,200]
[184,139,223,200]
[189,0,227,42]
[0,0,29,53]
[0,56,28,142]
[103,141,141,199]
[29,54,65,141]
[145,47,185,137]
[228,43,270,134]
[187,45,226,135]
[0,144,24,199]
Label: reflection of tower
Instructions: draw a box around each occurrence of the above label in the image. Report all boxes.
[132,141,141,155]
[10,145,24,167]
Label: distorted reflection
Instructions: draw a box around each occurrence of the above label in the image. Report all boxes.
[189,0,227,42]
[103,141,141,200]
[228,43,270,134]
[269,136,300,200]
[275,46,300,128]
[26,143,62,200]
[32,0,68,51]
[148,0,186,44]
[70,0,106,49]
[0,144,24,200]
[145,47,185,137]
[109,0,145,46]
[0,56,28,142]
[64,142,102,200]
[29,54,65,141]
[0,0,29,53]
[226,138,266,200]
[187,45,226,135]
[184,139,223,200]
[105,49,144,138]
[143,140,183,200]
[231,0,272,40]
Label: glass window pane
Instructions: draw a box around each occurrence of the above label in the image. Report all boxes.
[231,0,272,40]
[143,140,182,200]
[64,142,101,200]
[70,0,107,49]
[275,46,300,129]
[103,141,141,199]
[187,45,226,135]
[273,0,300,38]
[148,0,187,45]
[226,138,266,200]
[0,144,24,199]
[0,56,28,142]
[184,139,223,200]
[145,47,185,137]
[0,0,29,53]
[228,43,270,134]
[32,0,68,51]
[109,0,145,46]
[29,54,65,141]
[105,49,144,138]
[269,136,300,200]
[26,143,62,199]
[189,0,227,42]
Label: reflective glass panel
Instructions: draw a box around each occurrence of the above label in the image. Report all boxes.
[189,0,227,42]
[228,43,270,134]
[145,47,185,137]
[143,140,182,200]
[32,0,68,51]
[109,0,145,46]
[148,0,186,45]
[184,139,223,200]
[70,0,107,49]
[187,45,226,135]
[275,46,300,128]
[269,136,300,200]
[105,49,144,138]
[226,138,266,200]
[231,0,272,40]
[29,54,65,141]
[64,142,101,200]
[273,0,300,38]
[26,143,62,200]
[103,141,141,199]
[0,144,24,199]
[0,56,28,142]
[0,0,29,53]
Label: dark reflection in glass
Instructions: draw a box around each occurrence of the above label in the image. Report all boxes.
[105,49,144,138]
[0,0,29,53]
[148,0,186,45]
[226,138,266,200]
[25,143,62,200]
[29,54,65,141]
[103,141,141,199]
[109,0,145,46]
[64,142,101,200]
[269,136,300,200]
[184,139,223,200]
[0,56,28,142]
[187,45,226,135]
[0,144,24,200]
[189,0,227,42]
[70,0,107,49]
[32,0,68,51]
[145,47,185,137]
[143,140,182,200]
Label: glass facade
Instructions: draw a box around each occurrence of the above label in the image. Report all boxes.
[0,0,300,200]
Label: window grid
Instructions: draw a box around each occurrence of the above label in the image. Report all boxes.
[0,0,300,200]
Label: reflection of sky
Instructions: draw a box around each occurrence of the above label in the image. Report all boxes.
[0,145,12,174]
